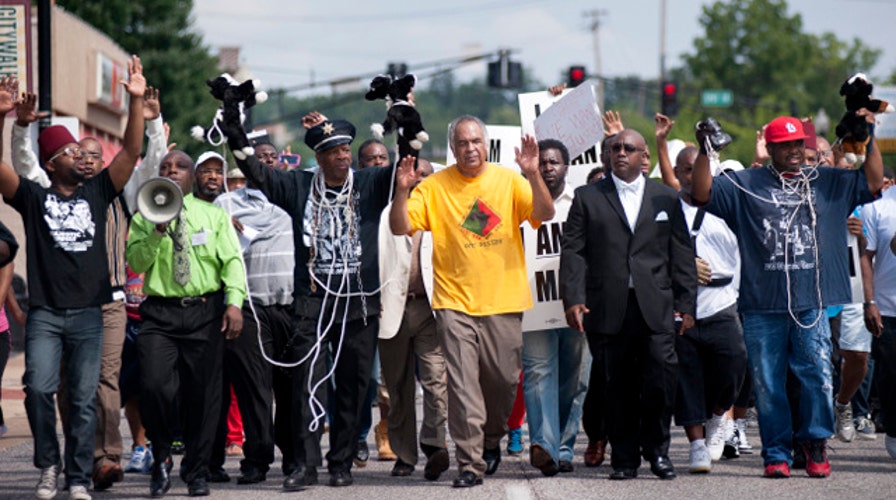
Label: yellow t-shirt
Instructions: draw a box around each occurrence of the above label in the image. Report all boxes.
[407,163,539,315]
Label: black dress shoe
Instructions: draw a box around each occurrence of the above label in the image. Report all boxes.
[187,477,210,496]
[482,447,501,475]
[283,466,317,491]
[423,448,450,481]
[558,460,574,473]
[608,468,638,480]
[452,471,483,488]
[649,456,677,480]
[237,467,267,484]
[354,441,369,467]
[207,468,231,483]
[150,457,172,498]
[391,459,414,477]
[329,470,353,487]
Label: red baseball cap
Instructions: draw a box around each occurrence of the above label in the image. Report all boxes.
[764,116,809,144]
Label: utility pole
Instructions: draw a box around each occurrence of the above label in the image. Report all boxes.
[584,9,608,111]
[659,0,667,83]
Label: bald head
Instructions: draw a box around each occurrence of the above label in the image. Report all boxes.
[609,130,648,183]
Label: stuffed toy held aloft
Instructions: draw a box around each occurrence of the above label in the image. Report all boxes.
[365,74,429,162]
[192,73,268,160]
[835,73,894,165]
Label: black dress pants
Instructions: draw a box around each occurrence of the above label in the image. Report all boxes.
[137,292,225,483]
[286,301,378,474]
[587,291,678,469]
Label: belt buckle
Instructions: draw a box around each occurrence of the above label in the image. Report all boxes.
[406,292,417,301]
[179,297,192,307]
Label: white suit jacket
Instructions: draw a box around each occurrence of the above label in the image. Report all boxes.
[378,202,434,339]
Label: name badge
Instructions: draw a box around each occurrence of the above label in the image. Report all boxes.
[192,230,208,246]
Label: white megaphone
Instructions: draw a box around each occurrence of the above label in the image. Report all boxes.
[135,177,184,225]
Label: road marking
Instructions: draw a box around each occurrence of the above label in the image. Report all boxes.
[505,483,532,500]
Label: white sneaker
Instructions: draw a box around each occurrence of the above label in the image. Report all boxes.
[688,441,712,473]
[69,485,92,500]
[704,414,727,461]
[35,464,59,500]
[125,445,153,473]
[855,416,878,440]
[735,418,753,453]
[885,435,896,459]
[834,402,856,442]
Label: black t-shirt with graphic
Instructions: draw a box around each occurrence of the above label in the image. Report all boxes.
[7,170,118,308]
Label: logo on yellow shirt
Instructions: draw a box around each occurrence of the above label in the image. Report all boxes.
[461,199,501,238]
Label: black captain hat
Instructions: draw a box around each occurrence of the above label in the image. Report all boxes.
[304,120,356,152]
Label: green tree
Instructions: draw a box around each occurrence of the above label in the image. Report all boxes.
[58,0,220,156]
[679,0,880,163]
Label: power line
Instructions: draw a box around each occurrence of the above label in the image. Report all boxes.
[196,0,546,23]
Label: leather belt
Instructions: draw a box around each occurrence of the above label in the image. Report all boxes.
[406,292,427,301]
[704,277,733,288]
[149,292,217,308]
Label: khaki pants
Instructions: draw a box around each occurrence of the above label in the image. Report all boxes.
[379,297,447,465]
[95,300,126,468]
[434,310,522,476]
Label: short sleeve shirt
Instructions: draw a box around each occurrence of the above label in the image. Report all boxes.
[705,166,873,313]
[7,171,118,308]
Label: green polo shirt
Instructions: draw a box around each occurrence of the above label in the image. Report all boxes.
[127,193,246,307]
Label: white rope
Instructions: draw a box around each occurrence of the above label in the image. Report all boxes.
[706,138,824,329]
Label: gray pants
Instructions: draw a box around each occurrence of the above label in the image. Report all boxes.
[379,297,447,465]
[435,310,522,476]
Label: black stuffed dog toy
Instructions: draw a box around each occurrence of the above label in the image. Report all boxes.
[835,72,894,165]
[365,74,429,163]
[192,73,268,160]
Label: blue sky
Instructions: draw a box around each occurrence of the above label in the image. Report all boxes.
[193,0,896,95]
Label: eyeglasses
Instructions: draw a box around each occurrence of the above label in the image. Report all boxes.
[82,152,102,160]
[610,143,645,154]
[48,146,83,163]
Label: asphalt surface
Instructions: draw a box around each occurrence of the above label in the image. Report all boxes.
[1,351,895,499]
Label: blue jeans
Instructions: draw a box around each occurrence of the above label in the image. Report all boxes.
[24,306,103,487]
[742,310,834,465]
[522,328,591,462]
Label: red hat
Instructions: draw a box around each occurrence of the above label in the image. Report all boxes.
[38,125,78,163]
[764,116,809,144]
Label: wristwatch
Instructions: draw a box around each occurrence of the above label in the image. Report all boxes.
[864,300,877,308]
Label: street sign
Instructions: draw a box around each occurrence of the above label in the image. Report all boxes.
[701,89,733,107]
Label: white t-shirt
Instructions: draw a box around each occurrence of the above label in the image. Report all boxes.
[862,188,896,317]
[682,200,740,319]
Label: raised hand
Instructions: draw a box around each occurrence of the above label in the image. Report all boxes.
[602,110,624,136]
[395,155,421,192]
[654,113,675,140]
[514,134,540,176]
[142,86,161,121]
[548,83,567,96]
[301,111,328,129]
[0,76,18,115]
[15,92,49,126]
[121,54,147,97]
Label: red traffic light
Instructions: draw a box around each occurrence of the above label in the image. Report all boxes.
[568,65,586,87]
[663,82,677,95]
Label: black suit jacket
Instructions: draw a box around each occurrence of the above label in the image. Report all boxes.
[560,176,696,335]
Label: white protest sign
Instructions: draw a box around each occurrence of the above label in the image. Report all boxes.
[874,86,896,154]
[445,124,522,172]
[519,84,602,189]
[521,196,572,332]
[533,81,604,160]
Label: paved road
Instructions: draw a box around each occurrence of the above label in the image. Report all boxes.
[2,352,894,499]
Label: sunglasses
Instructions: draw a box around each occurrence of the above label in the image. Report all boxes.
[610,143,645,154]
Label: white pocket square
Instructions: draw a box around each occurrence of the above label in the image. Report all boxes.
[655,210,669,222]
